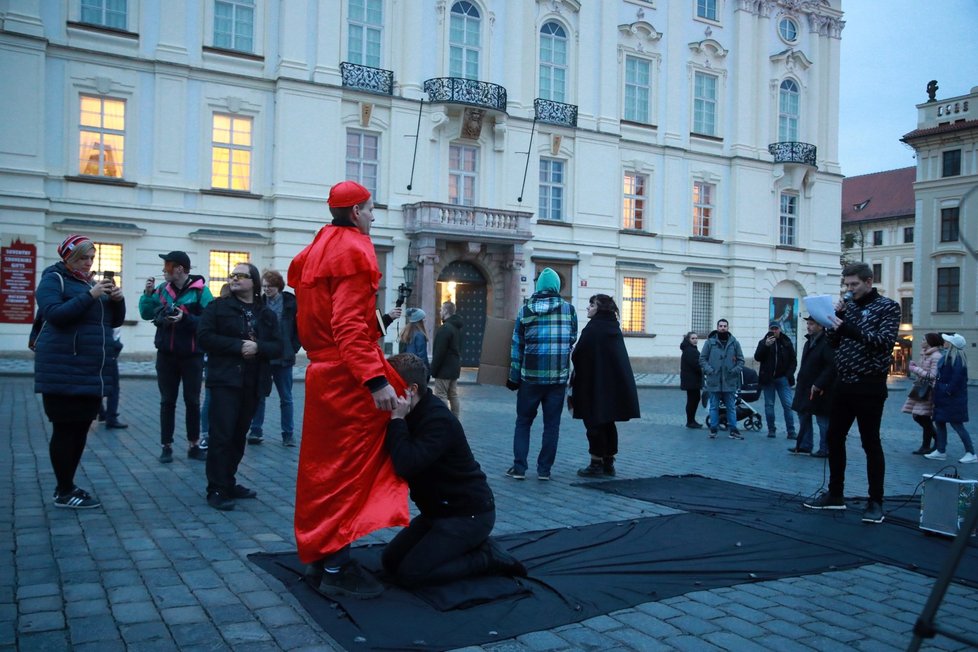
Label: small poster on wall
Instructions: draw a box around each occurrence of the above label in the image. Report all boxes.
[769,297,799,350]
[0,239,36,324]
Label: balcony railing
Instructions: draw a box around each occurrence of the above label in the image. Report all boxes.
[423,77,507,113]
[768,141,817,168]
[534,98,578,127]
[402,201,532,244]
[340,62,394,96]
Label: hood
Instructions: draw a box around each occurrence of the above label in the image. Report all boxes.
[527,292,564,315]
[445,314,464,330]
[680,339,697,351]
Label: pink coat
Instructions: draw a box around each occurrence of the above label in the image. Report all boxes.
[901,347,943,417]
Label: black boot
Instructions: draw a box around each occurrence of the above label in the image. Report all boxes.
[602,456,616,476]
[577,460,605,477]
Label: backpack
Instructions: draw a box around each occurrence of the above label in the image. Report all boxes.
[28,271,64,351]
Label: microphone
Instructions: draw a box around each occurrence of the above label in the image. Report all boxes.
[843,291,853,301]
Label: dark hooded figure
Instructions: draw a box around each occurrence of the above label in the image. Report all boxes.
[198,262,282,511]
[569,294,641,477]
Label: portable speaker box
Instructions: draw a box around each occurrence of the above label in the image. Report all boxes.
[919,475,977,537]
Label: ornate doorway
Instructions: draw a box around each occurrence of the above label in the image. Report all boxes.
[437,261,488,366]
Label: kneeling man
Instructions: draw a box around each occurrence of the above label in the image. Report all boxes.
[383,353,525,587]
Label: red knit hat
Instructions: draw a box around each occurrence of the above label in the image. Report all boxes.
[57,234,93,261]
[327,180,371,208]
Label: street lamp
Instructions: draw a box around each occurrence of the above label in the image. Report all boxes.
[397,260,417,307]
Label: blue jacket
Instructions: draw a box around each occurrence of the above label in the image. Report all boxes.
[33,262,126,396]
[933,353,969,424]
[404,330,429,374]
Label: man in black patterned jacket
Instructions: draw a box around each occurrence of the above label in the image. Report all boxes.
[803,263,900,524]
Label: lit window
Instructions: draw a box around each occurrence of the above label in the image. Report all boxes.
[624,56,651,124]
[940,207,959,242]
[79,95,125,178]
[539,158,564,221]
[539,22,567,103]
[449,1,480,80]
[691,282,713,334]
[449,143,477,206]
[936,267,960,313]
[696,0,718,21]
[93,242,123,288]
[211,114,252,191]
[214,0,255,52]
[623,172,647,230]
[693,72,717,136]
[81,0,127,29]
[779,192,797,246]
[208,250,250,297]
[622,277,647,333]
[693,181,714,237]
[779,79,799,142]
[346,130,380,199]
[778,17,798,43]
[348,0,383,68]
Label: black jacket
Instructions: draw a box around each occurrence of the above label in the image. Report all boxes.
[198,296,283,396]
[268,291,301,365]
[754,332,797,385]
[385,389,494,517]
[430,314,463,380]
[829,288,901,386]
[569,312,640,425]
[680,339,703,391]
[790,330,836,416]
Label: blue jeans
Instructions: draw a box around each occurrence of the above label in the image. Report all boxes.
[933,421,975,455]
[250,365,295,438]
[709,391,738,433]
[795,411,829,453]
[512,383,566,474]
[762,377,796,436]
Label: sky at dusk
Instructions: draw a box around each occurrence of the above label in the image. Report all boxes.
[838,0,978,178]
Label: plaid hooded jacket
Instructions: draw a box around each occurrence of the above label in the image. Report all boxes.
[509,291,578,385]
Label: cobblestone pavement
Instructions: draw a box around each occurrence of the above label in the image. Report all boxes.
[2,368,977,651]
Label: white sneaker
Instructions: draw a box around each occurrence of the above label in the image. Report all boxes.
[924,450,947,460]
[959,452,978,464]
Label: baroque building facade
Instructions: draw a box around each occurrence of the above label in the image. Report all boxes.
[0,0,846,367]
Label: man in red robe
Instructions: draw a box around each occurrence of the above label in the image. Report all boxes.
[288,180,409,599]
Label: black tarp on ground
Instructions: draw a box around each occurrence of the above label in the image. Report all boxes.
[582,474,978,586]
[250,509,866,651]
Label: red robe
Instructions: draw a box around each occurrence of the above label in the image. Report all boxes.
[288,225,409,564]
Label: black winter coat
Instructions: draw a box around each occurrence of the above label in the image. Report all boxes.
[198,296,283,396]
[680,339,703,391]
[385,389,494,517]
[430,314,463,380]
[569,312,641,425]
[268,291,302,365]
[790,330,836,416]
[754,332,797,385]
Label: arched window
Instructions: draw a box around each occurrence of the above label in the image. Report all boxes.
[449,1,480,80]
[778,79,799,142]
[539,21,567,102]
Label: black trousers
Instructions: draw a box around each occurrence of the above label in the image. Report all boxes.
[205,381,259,496]
[43,394,99,495]
[827,382,886,504]
[912,414,936,448]
[381,510,495,588]
[156,352,204,446]
[685,389,701,424]
[584,421,618,458]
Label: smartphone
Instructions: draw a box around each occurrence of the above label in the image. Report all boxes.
[103,271,115,283]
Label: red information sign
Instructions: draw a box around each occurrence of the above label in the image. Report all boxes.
[1,239,37,324]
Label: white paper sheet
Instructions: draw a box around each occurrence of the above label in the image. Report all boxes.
[803,295,837,329]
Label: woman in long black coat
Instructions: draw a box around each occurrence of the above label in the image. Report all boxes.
[680,331,703,428]
[569,294,640,477]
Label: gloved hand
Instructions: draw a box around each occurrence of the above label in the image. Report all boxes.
[506,379,520,392]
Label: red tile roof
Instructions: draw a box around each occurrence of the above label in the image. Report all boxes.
[902,118,978,142]
[841,167,916,223]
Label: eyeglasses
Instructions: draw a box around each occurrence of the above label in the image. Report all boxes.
[229,273,251,281]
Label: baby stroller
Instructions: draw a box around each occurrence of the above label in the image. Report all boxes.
[702,367,763,431]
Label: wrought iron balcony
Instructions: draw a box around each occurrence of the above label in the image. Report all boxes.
[402,201,532,244]
[340,62,394,96]
[423,77,507,113]
[534,98,578,127]
[768,141,817,168]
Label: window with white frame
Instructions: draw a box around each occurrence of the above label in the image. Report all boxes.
[214,0,255,52]
[691,281,714,334]
[778,79,799,142]
[449,1,480,80]
[81,0,127,29]
[539,22,567,102]
[779,192,798,246]
[692,181,714,237]
[693,71,718,136]
[696,0,718,21]
[346,130,379,199]
[348,0,382,68]
[79,95,125,178]
[624,56,651,124]
[621,276,647,333]
[778,17,798,43]
[539,158,564,221]
[936,267,960,313]
[449,143,477,206]
[93,242,124,288]
[211,114,253,192]
[622,172,647,230]
[208,250,251,297]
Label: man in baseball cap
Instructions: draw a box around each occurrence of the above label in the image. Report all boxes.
[159,251,192,270]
